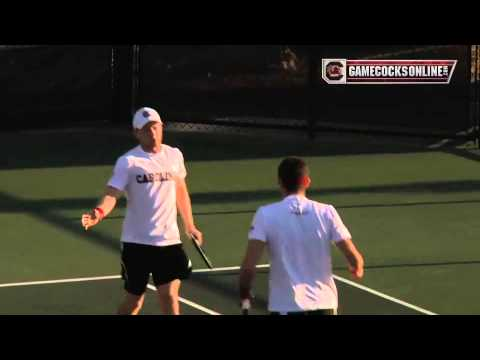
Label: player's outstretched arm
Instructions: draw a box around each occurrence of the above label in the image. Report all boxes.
[81,186,123,230]
[335,239,364,280]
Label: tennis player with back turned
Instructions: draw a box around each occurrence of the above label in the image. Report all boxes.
[239,157,364,315]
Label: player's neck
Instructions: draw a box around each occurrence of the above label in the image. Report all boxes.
[140,143,162,154]
[283,190,306,198]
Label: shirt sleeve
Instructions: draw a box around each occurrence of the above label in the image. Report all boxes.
[175,148,187,179]
[327,205,352,243]
[248,207,268,242]
[107,156,129,191]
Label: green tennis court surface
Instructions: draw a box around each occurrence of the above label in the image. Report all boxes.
[1,128,479,314]
[0,266,426,315]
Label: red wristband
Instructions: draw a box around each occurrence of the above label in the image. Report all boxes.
[94,207,105,219]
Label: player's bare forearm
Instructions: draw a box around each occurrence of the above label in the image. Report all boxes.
[96,186,123,216]
[239,268,256,300]
[175,178,203,243]
[176,178,194,229]
[81,186,122,230]
[335,239,364,279]
[239,240,266,299]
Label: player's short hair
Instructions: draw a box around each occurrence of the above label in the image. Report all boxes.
[278,157,309,193]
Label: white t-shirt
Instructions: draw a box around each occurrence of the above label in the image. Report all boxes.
[248,194,352,312]
[108,144,187,247]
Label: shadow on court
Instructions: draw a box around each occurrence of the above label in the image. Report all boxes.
[332,259,480,271]
[2,179,480,214]
[87,197,480,220]
[1,187,479,305]
[443,148,480,163]
[0,128,437,170]
[0,191,269,311]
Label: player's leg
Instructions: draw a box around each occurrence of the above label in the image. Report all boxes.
[118,243,151,315]
[151,244,192,315]
[117,291,145,315]
[156,279,181,315]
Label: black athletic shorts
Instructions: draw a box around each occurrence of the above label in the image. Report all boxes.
[270,309,337,315]
[120,242,192,296]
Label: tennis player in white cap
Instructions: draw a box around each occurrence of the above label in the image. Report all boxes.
[81,107,203,315]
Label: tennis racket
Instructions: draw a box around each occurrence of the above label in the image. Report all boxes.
[191,234,213,269]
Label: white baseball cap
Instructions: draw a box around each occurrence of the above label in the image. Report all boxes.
[132,107,163,130]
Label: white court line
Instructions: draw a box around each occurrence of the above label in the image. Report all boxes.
[194,264,437,315]
[0,264,437,315]
[0,274,221,315]
[146,284,221,315]
[332,275,437,315]
[0,266,270,287]
[192,264,270,273]
[0,268,269,287]
[0,275,121,288]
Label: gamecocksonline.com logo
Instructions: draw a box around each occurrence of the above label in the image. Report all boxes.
[321,59,457,85]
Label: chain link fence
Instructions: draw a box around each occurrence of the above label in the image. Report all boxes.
[136,45,478,141]
[0,45,112,131]
[0,45,478,145]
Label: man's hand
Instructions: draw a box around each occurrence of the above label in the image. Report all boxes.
[240,292,254,314]
[335,238,364,281]
[240,289,254,303]
[81,188,121,231]
[81,209,102,231]
[239,275,255,314]
[238,240,265,313]
[348,264,364,280]
[188,227,203,246]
